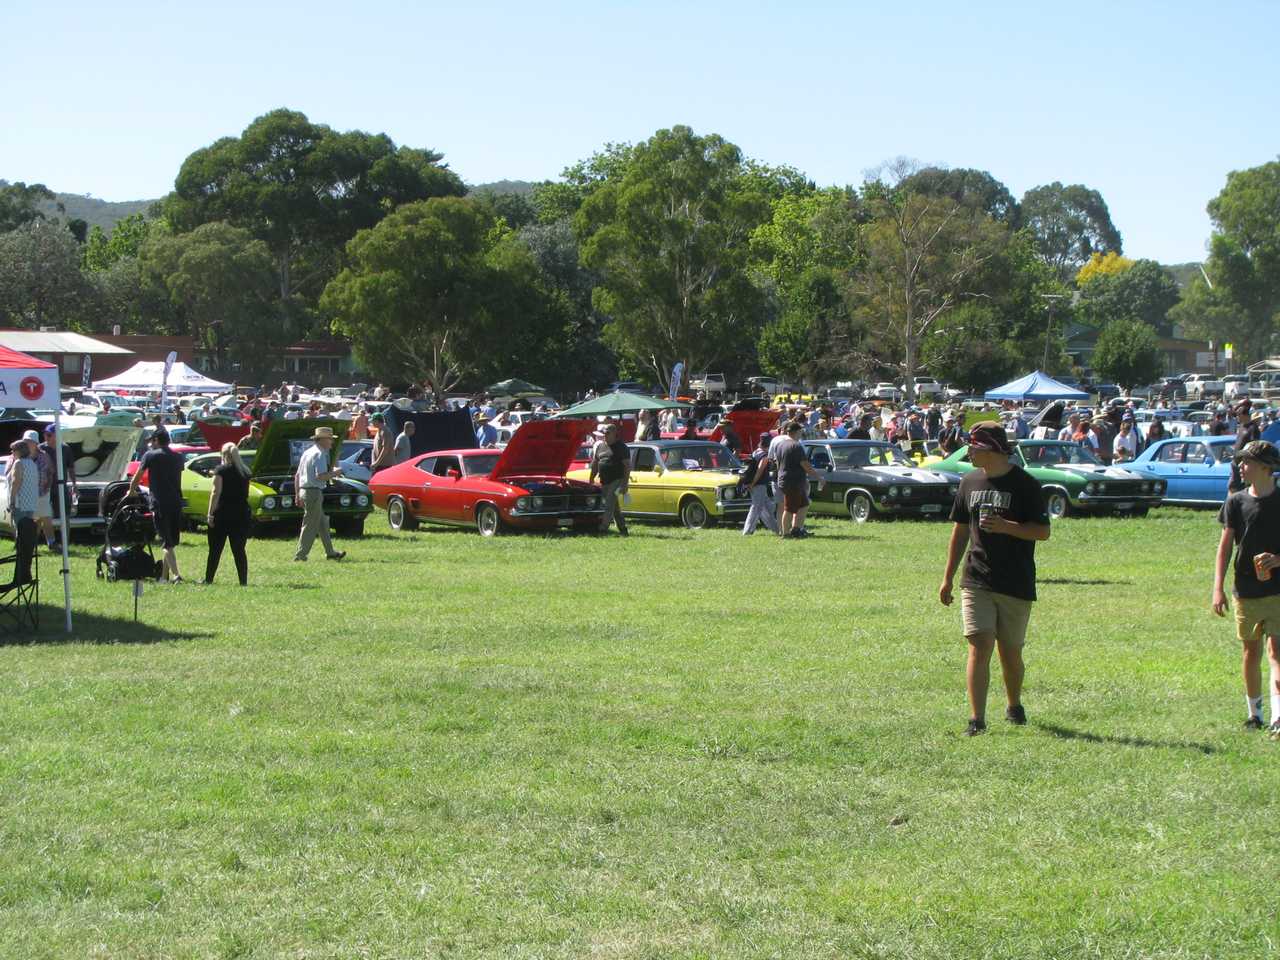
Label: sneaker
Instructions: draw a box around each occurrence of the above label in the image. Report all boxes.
[326,551,346,561]
[965,718,987,737]
[1244,715,1265,731]
[1005,704,1027,725]
[1269,720,1280,741]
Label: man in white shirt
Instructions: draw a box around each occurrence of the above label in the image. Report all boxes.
[394,421,416,464]
[293,426,346,562]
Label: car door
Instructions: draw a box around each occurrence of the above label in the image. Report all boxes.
[802,444,840,512]
[626,446,665,515]
[1143,442,1186,500]
[1178,441,1218,501]
[408,456,438,519]
[182,455,218,518]
[429,455,466,521]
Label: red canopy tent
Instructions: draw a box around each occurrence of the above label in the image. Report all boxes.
[0,346,71,631]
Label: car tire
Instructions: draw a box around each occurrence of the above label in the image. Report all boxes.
[679,497,714,529]
[387,496,418,531]
[333,517,365,537]
[1045,491,1069,519]
[476,503,503,537]
[847,492,873,523]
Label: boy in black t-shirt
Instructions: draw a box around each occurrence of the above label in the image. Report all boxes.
[939,422,1051,736]
[1212,439,1280,736]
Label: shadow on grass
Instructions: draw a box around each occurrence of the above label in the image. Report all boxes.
[2,608,215,647]
[1035,721,1218,755]
[1040,577,1133,586]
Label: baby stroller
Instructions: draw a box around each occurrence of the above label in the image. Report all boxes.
[97,494,162,584]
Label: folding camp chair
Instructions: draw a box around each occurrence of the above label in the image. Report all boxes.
[0,516,40,633]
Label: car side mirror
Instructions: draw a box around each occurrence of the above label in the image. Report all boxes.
[447,468,461,479]
[1205,457,1215,467]
[653,462,664,475]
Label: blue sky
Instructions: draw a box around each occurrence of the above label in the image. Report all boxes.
[4,0,1276,263]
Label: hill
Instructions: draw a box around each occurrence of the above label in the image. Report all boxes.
[1165,261,1205,289]
[0,180,158,234]
[467,179,538,196]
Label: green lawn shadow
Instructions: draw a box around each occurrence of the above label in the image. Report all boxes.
[1035,721,1218,755]
[2,608,216,647]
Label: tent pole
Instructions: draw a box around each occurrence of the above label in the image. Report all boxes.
[54,409,72,633]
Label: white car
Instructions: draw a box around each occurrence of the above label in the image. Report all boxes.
[688,373,727,393]
[1222,374,1249,401]
[867,382,904,402]
[337,440,374,483]
[904,377,943,398]
[1184,373,1225,400]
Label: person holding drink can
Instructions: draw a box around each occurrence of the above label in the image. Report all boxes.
[938,421,1051,736]
[1212,439,1280,737]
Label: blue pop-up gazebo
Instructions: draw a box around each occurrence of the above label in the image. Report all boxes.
[984,370,1089,402]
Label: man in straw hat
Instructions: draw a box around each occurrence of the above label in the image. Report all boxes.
[1212,439,1280,737]
[939,421,1051,736]
[293,425,346,562]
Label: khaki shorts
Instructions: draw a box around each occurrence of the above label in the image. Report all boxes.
[961,587,1032,647]
[34,492,52,519]
[1234,594,1280,645]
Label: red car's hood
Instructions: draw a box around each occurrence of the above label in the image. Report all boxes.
[490,418,595,481]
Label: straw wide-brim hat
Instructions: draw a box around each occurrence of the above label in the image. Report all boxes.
[311,426,337,440]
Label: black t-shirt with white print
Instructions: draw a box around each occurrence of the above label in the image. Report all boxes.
[1218,486,1280,599]
[949,464,1048,602]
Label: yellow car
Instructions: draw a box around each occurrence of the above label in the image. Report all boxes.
[567,440,752,528]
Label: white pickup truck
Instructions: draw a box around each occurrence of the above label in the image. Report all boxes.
[1184,373,1225,400]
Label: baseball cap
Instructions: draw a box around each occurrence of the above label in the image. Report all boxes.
[967,421,1012,454]
[1234,440,1280,468]
[21,430,40,444]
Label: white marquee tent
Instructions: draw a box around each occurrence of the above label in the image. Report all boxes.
[92,361,232,395]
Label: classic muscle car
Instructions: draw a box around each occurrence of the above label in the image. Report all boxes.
[1129,435,1234,506]
[102,418,373,535]
[371,418,603,536]
[935,440,1166,518]
[568,439,753,529]
[801,440,962,522]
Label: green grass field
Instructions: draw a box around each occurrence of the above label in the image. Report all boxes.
[1,508,1276,959]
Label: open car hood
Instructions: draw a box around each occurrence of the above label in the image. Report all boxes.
[251,418,347,479]
[490,419,595,480]
[64,424,144,484]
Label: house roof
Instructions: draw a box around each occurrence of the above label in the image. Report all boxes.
[0,330,134,356]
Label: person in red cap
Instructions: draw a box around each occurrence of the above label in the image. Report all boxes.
[939,421,1051,736]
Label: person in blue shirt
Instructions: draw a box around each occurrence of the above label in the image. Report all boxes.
[475,414,498,448]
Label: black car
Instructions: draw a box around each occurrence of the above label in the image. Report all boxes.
[801,440,962,522]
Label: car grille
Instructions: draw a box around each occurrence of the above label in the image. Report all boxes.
[898,484,953,502]
[1097,481,1148,497]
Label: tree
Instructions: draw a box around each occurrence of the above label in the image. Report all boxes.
[321,197,535,390]
[0,219,99,329]
[1020,182,1122,280]
[1091,319,1162,388]
[1077,258,1180,335]
[138,222,283,372]
[576,125,773,385]
[898,167,1020,225]
[165,109,466,308]
[849,189,1008,399]
[83,213,153,272]
[920,303,1023,390]
[1076,251,1135,285]
[1190,158,1280,362]
[0,181,57,232]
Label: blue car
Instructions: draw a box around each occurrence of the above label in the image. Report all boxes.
[1130,436,1234,506]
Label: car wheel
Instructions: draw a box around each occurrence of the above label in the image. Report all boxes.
[333,517,365,537]
[679,497,713,529]
[1046,492,1069,519]
[476,503,503,537]
[1131,506,1149,517]
[387,496,418,531]
[847,492,873,523]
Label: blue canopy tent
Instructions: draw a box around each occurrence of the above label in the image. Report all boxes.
[984,371,1089,402]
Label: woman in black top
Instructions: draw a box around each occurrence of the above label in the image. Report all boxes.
[205,442,252,585]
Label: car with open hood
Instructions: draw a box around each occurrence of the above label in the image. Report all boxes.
[102,418,373,535]
[801,440,962,522]
[370,418,603,536]
[934,439,1166,518]
[0,418,143,536]
[567,439,753,529]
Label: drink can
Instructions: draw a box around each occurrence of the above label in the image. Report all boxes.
[1256,553,1272,582]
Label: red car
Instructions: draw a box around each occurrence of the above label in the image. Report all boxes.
[370,419,605,536]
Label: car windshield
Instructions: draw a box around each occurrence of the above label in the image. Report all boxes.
[1019,442,1102,466]
[831,444,914,467]
[661,445,742,471]
[463,453,502,476]
[339,441,368,460]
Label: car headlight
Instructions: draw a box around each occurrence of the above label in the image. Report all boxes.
[950,485,959,495]
[1142,482,1151,493]
[888,486,899,498]
[1098,483,1107,493]
[1085,483,1096,495]
[339,495,351,507]
[357,495,369,507]
[517,496,529,510]
[281,496,293,508]
[900,486,911,497]
[1156,481,1165,493]
[531,497,544,510]
[719,485,735,501]
[263,497,276,510]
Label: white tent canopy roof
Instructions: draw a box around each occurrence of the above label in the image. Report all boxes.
[92,360,232,394]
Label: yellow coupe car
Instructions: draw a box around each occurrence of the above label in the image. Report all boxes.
[567,440,752,528]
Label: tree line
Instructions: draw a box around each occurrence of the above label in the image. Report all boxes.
[1,108,1276,398]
